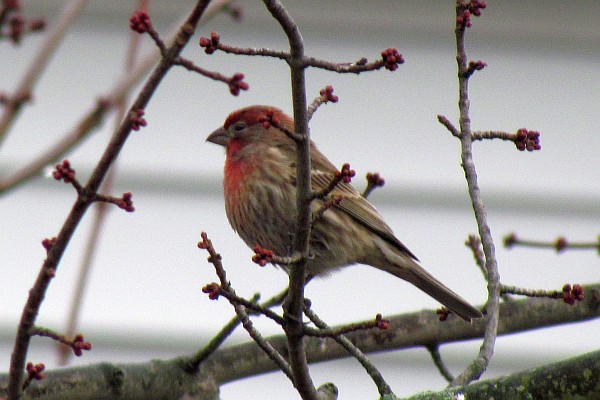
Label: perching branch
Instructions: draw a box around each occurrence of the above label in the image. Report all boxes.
[261,1,316,398]
[2,284,598,398]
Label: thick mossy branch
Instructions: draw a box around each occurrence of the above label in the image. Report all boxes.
[407,349,600,400]
[1,284,598,399]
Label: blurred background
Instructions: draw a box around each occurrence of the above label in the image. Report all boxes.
[1,1,599,398]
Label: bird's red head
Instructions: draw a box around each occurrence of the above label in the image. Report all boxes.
[223,106,281,131]
[206,105,292,148]
[206,106,295,195]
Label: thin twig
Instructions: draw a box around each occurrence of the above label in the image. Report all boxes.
[261,1,316,398]
[500,283,584,306]
[216,287,287,326]
[199,233,292,379]
[437,114,460,138]
[0,99,109,196]
[464,234,487,279]
[310,163,354,200]
[500,285,564,299]
[310,196,342,229]
[448,0,500,386]
[210,42,388,74]
[30,326,91,358]
[184,293,260,371]
[306,85,338,122]
[427,344,454,383]
[303,304,393,397]
[232,302,294,381]
[504,232,600,254]
[471,130,516,141]
[184,287,288,372]
[302,317,381,338]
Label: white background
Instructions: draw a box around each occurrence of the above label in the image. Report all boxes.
[1,1,599,398]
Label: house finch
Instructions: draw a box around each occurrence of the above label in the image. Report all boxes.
[207,105,482,322]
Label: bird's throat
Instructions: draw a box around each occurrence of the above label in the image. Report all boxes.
[224,139,254,196]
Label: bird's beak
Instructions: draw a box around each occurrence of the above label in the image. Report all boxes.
[206,126,229,147]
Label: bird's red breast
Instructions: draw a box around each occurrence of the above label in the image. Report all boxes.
[223,138,253,197]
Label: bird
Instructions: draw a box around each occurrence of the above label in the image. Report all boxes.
[206,105,482,322]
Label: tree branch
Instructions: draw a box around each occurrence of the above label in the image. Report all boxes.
[2,285,598,398]
[261,1,316,398]
[408,349,600,400]
[449,0,500,386]
[6,2,212,398]
[304,304,393,397]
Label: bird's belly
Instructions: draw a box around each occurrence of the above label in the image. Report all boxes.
[305,210,366,276]
[225,180,369,277]
[225,180,296,256]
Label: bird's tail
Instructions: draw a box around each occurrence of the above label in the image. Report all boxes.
[372,244,483,322]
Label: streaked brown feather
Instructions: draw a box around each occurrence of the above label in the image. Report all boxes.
[310,169,419,261]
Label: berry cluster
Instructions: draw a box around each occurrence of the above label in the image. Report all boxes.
[465,59,487,77]
[319,85,339,103]
[25,362,45,381]
[41,237,57,253]
[258,109,281,129]
[3,0,20,9]
[469,0,487,15]
[1,0,45,44]
[199,31,220,54]
[366,172,385,188]
[468,60,486,71]
[227,73,249,96]
[202,282,221,300]
[554,236,568,253]
[503,232,517,248]
[457,0,487,28]
[252,245,274,267]
[335,163,355,184]
[436,307,451,321]
[514,128,541,151]
[130,109,147,131]
[129,10,151,34]
[375,313,390,330]
[362,172,385,198]
[71,334,92,357]
[381,48,404,71]
[52,160,75,183]
[197,236,209,250]
[116,192,135,212]
[563,284,584,305]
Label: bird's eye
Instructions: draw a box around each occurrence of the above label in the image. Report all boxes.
[233,122,246,132]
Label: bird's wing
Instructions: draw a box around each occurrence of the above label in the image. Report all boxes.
[311,170,419,261]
